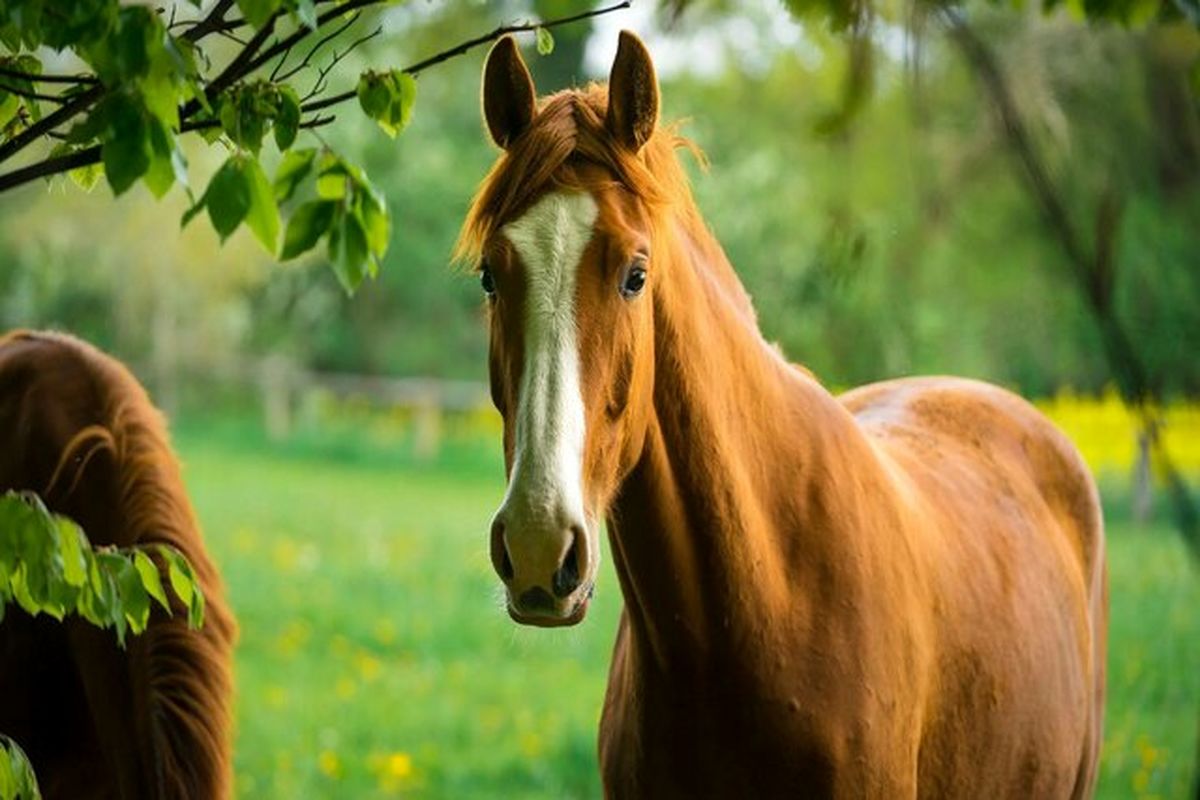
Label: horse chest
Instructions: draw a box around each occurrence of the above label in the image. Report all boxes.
[598,631,908,799]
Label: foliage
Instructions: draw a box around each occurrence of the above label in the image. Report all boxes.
[0,491,205,643]
[0,490,208,798]
[0,0,627,295]
[0,736,38,800]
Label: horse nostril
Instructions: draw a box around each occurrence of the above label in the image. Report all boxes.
[552,528,584,598]
[491,518,514,581]
[501,544,514,581]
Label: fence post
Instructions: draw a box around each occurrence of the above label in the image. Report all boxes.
[261,357,294,442]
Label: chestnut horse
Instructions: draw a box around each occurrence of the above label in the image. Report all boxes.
[0,330,235,799]
[459,33,1107,798]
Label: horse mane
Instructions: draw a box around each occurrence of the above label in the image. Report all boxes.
[1,330,236,799]
[455,83,705,266]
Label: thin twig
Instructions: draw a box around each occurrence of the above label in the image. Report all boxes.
[269,41,296,82]
[240,0,385,79]
[203,9,285,101]
[302,0,632,114]
[0,66,98,85]
[275,12,362,83]
[300,114,335,129]
[302,25,382,102]
[216,29,249,46]
[0,81,69,104]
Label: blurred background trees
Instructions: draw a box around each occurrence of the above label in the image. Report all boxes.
[2,0,1193,404]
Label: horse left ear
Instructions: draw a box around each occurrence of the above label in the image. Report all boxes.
[483,36,537,149]
[606,31,659,152]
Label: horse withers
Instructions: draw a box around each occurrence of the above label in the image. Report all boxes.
[0,330,236,799]
[459,32,1106,798]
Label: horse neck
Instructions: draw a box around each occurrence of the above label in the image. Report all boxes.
[606,208,865,672]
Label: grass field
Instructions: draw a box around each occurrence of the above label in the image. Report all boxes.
[174,418,1200,799]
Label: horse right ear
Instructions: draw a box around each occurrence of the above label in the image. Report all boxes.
[482,36,536,149]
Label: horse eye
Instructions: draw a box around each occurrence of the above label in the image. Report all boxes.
[621,263,647,298]
[480,264,496,296]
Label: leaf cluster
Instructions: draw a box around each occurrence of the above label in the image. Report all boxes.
[0,491,206,646]
[0,736,38,800]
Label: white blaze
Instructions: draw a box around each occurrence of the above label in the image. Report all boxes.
[500,191,597,537]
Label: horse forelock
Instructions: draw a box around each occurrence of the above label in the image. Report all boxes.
[455,83,703,268]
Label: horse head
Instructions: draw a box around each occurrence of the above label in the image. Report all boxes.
[460,32,668,626]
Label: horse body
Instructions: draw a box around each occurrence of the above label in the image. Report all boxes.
[465,32,1105,798]
[0,330,235,799]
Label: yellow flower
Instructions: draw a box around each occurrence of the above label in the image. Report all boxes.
[385,752,412,779]
[318,749,342,779]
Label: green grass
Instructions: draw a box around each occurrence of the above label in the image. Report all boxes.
[174,424,1200,799]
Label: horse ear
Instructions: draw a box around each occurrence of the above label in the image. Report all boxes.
[482,36,536,149]
[606,30,659,152]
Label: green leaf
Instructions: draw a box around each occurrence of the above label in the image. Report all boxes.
[357,72,390,120]
[218,84,270,154]
[181,196,206,229]
[188,579,205,629]
[133,550,170,613]
[274,85,300,151]
[101,95,150,196]
[291,0,318,28]
[0,736,40,800]
[205,155,253,241]
[280,200,335,260]
[536,27,555,56]
[115,557,150,634]
[315,170,347,200]
[357,70,417,138]
[94,552,128,647]
[387,72,417,136]
[0,92,19,133]
[273,147,316,203]
[142,118,178,199]
[58,519,87,588]
[357,189,390,258]
[328,208,371,294]
[237,0,282,30]
[244,156,280,253]
[161,545,195,610]
[69,158,104,191]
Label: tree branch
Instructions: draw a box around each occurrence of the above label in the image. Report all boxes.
[0,66,98,85]
[301,0,633,114]
[0,0,239,168]
[301,25,382,102]
[0,85,103,165]
[274,12,362,83]
[0,0,632,193]
[181,0,238,43]
[0,144,100,193]
[0,81,69,104]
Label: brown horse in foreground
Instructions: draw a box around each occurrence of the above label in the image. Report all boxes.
[460,33,1107,798]
[0,330,235,799]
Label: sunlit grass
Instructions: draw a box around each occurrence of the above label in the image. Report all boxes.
[175,418,1198,798]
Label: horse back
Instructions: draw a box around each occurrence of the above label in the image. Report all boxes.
[0,330,236,799]
[841,375,1106,799]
